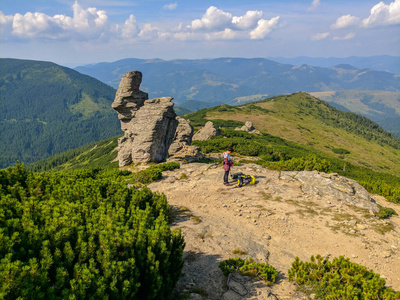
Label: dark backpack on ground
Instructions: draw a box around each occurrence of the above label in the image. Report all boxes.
[238,175,256,187]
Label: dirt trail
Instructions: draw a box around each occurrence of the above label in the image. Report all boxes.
[147,162,400,299]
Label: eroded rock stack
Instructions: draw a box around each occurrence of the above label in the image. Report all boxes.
[235,121,263,136]
[112,70,194,166]
[192,121,219,141]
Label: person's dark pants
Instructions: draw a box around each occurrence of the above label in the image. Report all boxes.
[224,170,229,183]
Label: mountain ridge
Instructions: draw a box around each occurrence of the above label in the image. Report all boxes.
[75,57,400,102]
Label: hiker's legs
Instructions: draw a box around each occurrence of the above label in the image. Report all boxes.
[224,170,229,183]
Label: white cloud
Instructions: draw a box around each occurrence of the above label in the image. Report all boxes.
[232,10,263,30]
[163,3,178,11]
[362,0,400,27]
[207,28,240,40]
[333,32,355,40]
[308,0,321,11]
[2,1,110,40]
[190,6,233,31]
[121,14,139,39]
[312,32,330,40]
[138,23,162,41]
[187,6,279,40]
[331,14,360,29]
[250,16,280,39]
[0,3,280,43]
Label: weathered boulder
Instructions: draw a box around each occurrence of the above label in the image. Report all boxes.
[235,121,255,132]
[112,71,195,166]
[169,116,193,155]
[192,121,219,141]
[130,97,178,162]
[235,121,263,136]
[168,145,204,162]
[274,171,379,212]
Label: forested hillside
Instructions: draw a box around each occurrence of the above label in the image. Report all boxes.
[0,58,120,168]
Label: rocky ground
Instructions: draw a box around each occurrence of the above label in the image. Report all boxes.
[146,159,400,299]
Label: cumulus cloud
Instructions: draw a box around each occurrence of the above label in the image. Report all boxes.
[187,6,279,40]
[331,0,400,30]
[190,6,233,32]
[138,23,163,41]
[312,32,330,40]
[331,14,360,29]
[362,0,400,27]
[250,16,280,39]
[163,3,178,11]
[333,32,355,40]
[308,0,321,11]
[232,10,263,30]
[0,2,280,43]
[1,1,109,40]
[121,14,139,39]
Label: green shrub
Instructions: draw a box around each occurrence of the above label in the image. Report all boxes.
[129,167,162,184]
[332,148,350,155]
[375,205,398,219]
[127,162,180,185]
[265,155,332,173]
[219,257,278,284]
[288,255,400,299]
[156,162,180,171]
[0,165,185,299]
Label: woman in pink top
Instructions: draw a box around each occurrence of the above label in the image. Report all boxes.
[223,147,234,185]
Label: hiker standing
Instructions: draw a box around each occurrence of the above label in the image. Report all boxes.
[223,147,234,185]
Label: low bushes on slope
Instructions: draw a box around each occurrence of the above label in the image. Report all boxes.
[0,163,184,299]
[288,255,400,299]
[219,257,278,285]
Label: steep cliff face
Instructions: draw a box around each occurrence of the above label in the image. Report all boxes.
[112,70,193,166]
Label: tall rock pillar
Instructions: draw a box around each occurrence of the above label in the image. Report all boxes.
[112,70,193,166]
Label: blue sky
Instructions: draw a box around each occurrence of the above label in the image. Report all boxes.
[0,0,399,66]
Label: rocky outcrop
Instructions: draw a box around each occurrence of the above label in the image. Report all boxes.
[112,70,149,131]
[277,171,379,212]
[169,117,194,155]
[235,121,263,136]
[192,121,219,141]
[236,121,255,132]
[112,71,194,166]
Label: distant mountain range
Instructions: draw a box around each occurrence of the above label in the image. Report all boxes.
[75,57,400,112]
[0,58,120,168]
[267,55,400,75]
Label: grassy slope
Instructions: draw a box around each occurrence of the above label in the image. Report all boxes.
[187,92,400,176]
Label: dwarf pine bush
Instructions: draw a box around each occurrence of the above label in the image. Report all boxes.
[219,257,278,285]
[0,164,185,299]
[288,255,400,299]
